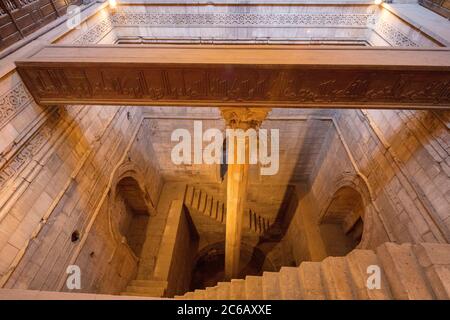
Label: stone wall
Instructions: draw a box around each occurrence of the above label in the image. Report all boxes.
[335,109,449,244]
[285,186,328,264]
[285,109,449,265]
[1,104,146,292]
[165,204,199,297]
[0,85,164,292]
[0,3,165,293]
[286,109,449,264]
[0,0,449,295]
[87,4,440,46]
[151,199,198,297]
[370,5,441,46]
[284,129,356,264]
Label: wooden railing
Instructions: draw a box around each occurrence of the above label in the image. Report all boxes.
[0,0,83,51]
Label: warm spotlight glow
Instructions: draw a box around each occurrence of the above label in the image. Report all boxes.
[374,0,383,4]
[109,0,117,9]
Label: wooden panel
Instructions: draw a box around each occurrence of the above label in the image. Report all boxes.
[0,0,82,51]
[0,9,22,49]
[15,44,450,109]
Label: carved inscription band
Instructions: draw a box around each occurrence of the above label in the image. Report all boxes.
[17,64,450,109]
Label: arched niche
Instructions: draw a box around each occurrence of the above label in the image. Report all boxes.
[319,186,365,257]
[317,172,380,256]
[109,163,155,258]
[115,175,150,257]
[189,241,275,290]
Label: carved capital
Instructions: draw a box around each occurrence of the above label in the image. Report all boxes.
[220,107,270,130]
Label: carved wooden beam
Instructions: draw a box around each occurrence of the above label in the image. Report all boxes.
[15,45,450,109]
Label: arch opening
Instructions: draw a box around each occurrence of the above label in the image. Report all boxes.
[116,176,150,257]
[320,186,364,257]
[189,242,274,291]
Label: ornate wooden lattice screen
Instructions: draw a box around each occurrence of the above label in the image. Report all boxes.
[0,0,82,51]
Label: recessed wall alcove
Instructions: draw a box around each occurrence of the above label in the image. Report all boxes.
[116,176,150,257]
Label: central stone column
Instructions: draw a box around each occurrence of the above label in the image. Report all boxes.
[220,108,270,280]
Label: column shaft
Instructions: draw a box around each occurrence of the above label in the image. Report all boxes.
[224,136,249,280]
[220,107,270,280]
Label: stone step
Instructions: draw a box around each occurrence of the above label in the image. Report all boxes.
[218,202,225,223]
[245,210,269,235]
[279,267,301,299]
[413,243,450,268]
[205,286,218,300]
[248,210,255,231]
[230,279,245,300]
[194,289,206,300]
[184,291,195,300]
[125,286,165,296]
[199,191,207,212]
[245,275,263,300]
[171,242,450,301]
[216,282,231,300]
[121,292,148,297]
[297,262,326,299]
[213,201,223,222]
[261,272,281,300]
[121,289,164,297]
[420,265,450,300]
[413,243,450,299]
[184,185,195,206]
[377,243,435,299]
[130,280,167,288]
[345,249,392,300]
[257,215,263,234]
[211,200,219,220]
[321,256,355,299]
[192,189,201,210]
[204,196,213,216]
[183,185,268,234]
[264,218,270,232]
[177,292,188,300]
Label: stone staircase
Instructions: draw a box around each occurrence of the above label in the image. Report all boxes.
[174,242,450,300]
[121,280,168,298]
[120,185,274,298]
[184,185,272,235]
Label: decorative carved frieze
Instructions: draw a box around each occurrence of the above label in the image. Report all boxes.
[0,112,59,191]
[0,82,33,129]
[373,20,418,47]
[73,17,114,45]
[73,12,373,45]
[71,10,420,48]
[16,45,450,109]
[110,12,373,27]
